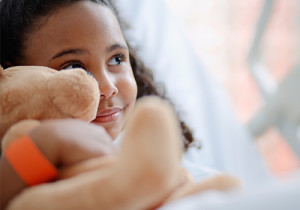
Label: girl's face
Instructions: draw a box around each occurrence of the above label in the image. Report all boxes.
[22,1,137,140]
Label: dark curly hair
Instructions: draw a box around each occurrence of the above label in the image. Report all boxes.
[0,0,194,150]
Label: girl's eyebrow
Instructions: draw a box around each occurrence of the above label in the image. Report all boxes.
[50,44,127,61]
[51,49,88,60]
[106,43,128,53]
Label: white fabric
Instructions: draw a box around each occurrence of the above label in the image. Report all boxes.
[113,1,300,209]
[117,0,273,186]
[160,175,300,210]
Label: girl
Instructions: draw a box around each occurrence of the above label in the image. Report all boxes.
[0,0,195,208]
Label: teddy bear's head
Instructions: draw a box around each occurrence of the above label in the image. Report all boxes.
[0,65,100,140]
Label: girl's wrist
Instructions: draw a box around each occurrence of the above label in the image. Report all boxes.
[29,123,61,167]
[0,155,26,210]
[4,135,58,186]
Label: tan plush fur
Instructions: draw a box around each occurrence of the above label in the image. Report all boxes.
[0,65,100,148]
[0,65,240,210]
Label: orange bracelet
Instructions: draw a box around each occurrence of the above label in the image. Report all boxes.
[4,135,58,186]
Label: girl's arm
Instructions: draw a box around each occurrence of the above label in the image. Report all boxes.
[0,119,116,210]
[0,155,26,209]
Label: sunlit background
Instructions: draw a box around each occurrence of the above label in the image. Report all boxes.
[165,0,300,177]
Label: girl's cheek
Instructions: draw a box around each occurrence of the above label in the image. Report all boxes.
[120,73,137,100]
[128,78,138,101]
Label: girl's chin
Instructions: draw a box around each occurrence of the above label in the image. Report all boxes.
[106,128,122,141]
[91,121,122,141]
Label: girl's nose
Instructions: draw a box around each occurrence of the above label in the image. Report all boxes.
[98,73,118,99]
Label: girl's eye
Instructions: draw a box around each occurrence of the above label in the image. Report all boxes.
[62,62,86,70]
[61,61,94,77]
[108,54,125,66]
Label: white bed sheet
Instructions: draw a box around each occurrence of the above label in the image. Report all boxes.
[160,173,300,210]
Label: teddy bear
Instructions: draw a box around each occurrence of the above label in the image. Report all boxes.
[0,65,240,210]
[0,65,100,146]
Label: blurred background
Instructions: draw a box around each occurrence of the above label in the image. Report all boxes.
[165,0,300,177]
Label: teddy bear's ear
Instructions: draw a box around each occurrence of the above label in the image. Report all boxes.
[0,65,3,76]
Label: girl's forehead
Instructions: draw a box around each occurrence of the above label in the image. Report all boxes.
[29,1,122,44]
[24,1,126,64]
[46,1,118,29]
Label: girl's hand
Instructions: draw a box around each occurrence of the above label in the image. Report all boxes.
[29,119,116,168]
[0,119,115,210]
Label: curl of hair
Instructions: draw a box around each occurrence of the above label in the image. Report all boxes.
[129,50,194,150]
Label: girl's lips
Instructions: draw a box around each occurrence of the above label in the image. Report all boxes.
[92,108,122,123]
